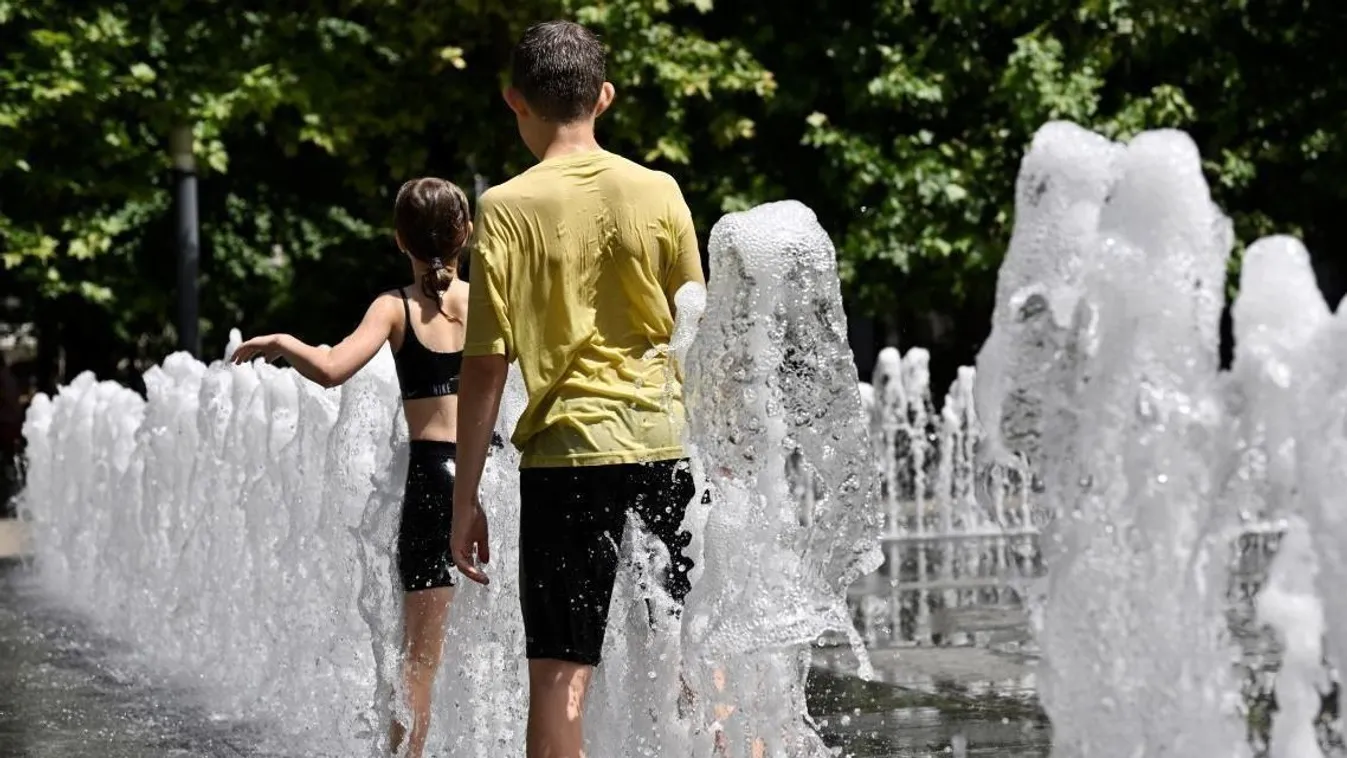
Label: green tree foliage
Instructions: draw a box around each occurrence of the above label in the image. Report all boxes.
[693,0,1347,369]
[2,0,1343,391]
[0,0,772,389]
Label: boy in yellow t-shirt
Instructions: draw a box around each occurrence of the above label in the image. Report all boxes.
[449,19,706,757]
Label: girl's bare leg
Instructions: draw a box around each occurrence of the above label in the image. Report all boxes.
[390,587,453,758]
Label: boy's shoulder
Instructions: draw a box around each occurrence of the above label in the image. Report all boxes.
[477,178,523,209]
[600,151,683,192]
[483,152,681,208]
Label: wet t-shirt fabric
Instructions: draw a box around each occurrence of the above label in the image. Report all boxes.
[464,149,705,469]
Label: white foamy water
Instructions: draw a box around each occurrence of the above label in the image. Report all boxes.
[973,122,1120,474]
[671,281,708,368]
[975,124,1251,757]
[1273,234,1347,743]
[682,200,882,756]
[970,118,1347,757]
[20,342,535,757]
[1229,236,1333,757]
[1256,516,1325,758]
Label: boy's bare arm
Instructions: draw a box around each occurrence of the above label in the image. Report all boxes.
[454,355,507,497]
[450,354,507,585]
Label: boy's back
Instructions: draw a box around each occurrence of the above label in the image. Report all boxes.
[466,149,702,468]
[451,20,706,756]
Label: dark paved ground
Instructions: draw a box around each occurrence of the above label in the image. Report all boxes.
[1,555,1052,757]
[0,559,290,758]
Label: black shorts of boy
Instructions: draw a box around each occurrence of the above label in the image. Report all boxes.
[518,457,698,666]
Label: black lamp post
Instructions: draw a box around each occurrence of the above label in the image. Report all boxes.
[170,125,200,358]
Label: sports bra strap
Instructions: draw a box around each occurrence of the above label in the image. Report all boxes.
[398,287,412,328]
[391,284,462,400]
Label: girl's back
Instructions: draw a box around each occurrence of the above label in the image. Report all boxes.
[391,279,470,442]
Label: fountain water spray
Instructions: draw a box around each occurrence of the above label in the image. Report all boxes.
[20,341,535,756]
[975,123,1250,757]
[1224,236,1331,758]
[1300,390,1347,738]
[682,200,883,756]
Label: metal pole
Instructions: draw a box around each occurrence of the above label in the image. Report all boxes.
[170,125,200,357]
[460,173,490,281]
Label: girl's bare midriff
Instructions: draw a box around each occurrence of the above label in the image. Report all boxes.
[403,396,459,442]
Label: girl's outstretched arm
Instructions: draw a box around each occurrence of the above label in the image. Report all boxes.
[231,293,400,388]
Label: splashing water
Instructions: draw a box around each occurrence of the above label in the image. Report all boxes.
[42,119,1347,757]
[646,281,708,416]
[20,340,535,757]
[682,200,882,756]
[1301,394,1347,730]
[971,117,1347,757]
[1269,232,1347,745]
[974,122,1121,474]
[578,280,710,758]
[860,344,1038,646]
[975,123,1251,757]
[1229,236,1335,757]
[671,282,708,368]
[1256,516,1325,758]
[868,346,937,641]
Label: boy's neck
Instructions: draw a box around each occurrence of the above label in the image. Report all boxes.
[534,120,603,162]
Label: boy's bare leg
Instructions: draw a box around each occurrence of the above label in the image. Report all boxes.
[390,587,453,758]
[527,658,594,758]
[707,667,768,757]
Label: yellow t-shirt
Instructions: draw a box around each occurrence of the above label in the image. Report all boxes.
[463,149,705,468]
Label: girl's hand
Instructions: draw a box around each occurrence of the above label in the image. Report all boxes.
[231,334,287,364]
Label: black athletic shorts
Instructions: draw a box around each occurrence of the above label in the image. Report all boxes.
[397,435,504,592]
[398,440,459,592]
[519,458,696,666]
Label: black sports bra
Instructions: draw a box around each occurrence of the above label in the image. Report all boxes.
[393,288,464,400]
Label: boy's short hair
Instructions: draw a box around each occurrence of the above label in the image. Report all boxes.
[510,21,606,124]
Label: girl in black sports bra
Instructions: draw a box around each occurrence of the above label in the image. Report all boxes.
[231,177,485,758]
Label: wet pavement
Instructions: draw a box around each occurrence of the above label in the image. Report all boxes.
[0,559,288,758]
[0,556,1053,757]
[809,646,1048,757]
